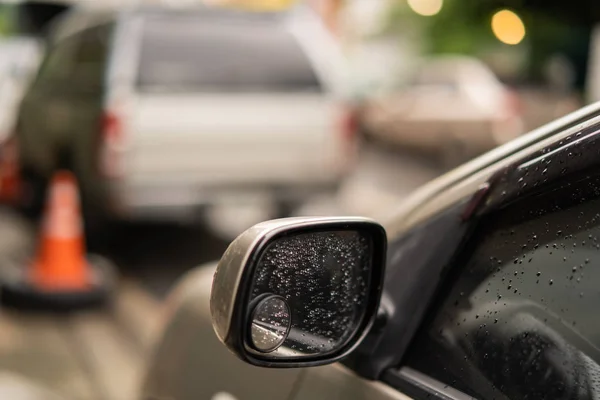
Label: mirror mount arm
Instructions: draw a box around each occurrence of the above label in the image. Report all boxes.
[341,296,393,379]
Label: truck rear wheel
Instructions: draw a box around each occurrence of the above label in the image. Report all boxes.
[17,166,47,221]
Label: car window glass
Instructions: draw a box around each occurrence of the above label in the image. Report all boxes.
[407,68,460,93]
[35,36,80,85]
[34,24,111,90]
[403,174,600,400]
[71,24,112,91]
[136,16,322,93]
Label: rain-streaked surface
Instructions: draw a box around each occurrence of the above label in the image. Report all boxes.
[249,230,372,358]
[405,172,600,399]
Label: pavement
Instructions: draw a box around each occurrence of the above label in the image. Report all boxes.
[0,207,162,400]
[0,281,160,400]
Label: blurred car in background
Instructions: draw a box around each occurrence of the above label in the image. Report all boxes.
[13,5,353,228]
[0,37,42,142]
[359,56,524,167]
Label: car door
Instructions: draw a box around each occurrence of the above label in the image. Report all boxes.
[17,32,80,175]
[66,23,113,211]
[17,22,112,214]
[383,118,600,399]
[395,174,600,399]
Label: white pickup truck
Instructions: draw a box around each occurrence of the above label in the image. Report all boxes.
[15,5,355,228]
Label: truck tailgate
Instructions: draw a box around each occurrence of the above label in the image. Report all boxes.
[123,93,343,186]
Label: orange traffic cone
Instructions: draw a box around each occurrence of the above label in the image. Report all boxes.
[0,137,21,204]
[30,171,89,290]
[1,170,114,311]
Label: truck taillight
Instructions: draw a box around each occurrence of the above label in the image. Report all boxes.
[340,106,359,143]
[337,106,359,171]
[99,111,124,178]
[0,136,19,167]
[0,136,20,203]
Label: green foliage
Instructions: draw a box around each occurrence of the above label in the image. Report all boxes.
[380,0,588,84]
[0,4,15,36]
[423,1,494,54]
[383,0,497,56]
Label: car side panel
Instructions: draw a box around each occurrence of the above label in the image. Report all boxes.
[292,364,413,400]
[139,264,302,400]
[17,84,63,176]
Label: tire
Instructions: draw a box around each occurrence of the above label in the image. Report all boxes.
[17,165,48,221]
[80,193,115,253]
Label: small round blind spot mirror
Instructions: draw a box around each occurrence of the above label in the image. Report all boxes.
[249,295,291,353]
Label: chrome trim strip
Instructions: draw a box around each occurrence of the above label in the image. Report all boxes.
[517,127,598,170]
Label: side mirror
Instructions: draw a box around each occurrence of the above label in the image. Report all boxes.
[210,217,386,368]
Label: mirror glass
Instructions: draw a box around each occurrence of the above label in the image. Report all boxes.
[246,230,372,359]
[249,295,291,353]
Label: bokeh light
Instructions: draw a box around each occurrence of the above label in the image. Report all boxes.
[491,9,526,45]
[407,0,443,17]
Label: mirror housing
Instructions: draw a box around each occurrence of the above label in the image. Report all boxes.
[210,217,386,368]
